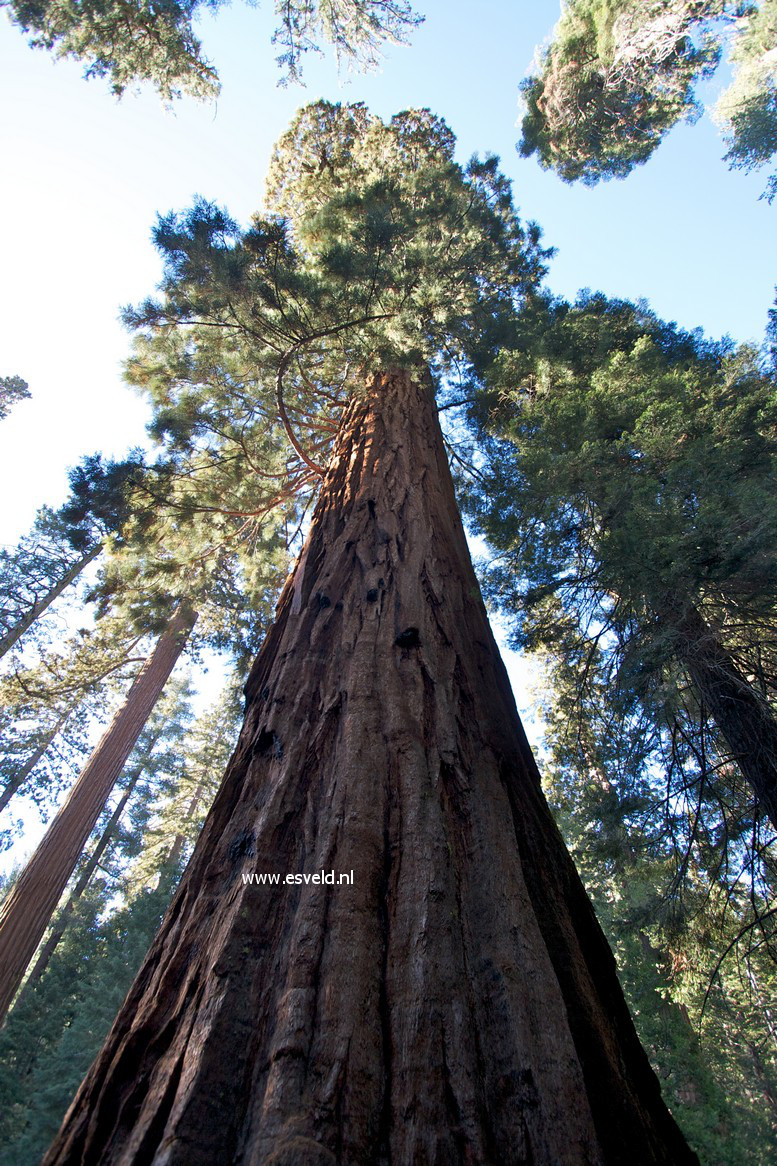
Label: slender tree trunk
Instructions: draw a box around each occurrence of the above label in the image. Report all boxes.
[0,542,102,661]
[0,603,196,1026]
[0,706,72,815]
[12,754,150,1014]
[163,780,208,872]
[42,372,696,1165]
[671,601,777,831]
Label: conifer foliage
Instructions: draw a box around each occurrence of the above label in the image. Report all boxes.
[1,0,422,98]
[520,0,777,198]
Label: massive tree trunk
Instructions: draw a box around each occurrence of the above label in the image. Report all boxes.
[0,541,102,661]
[671,601,777,831]
[0,603,196,1026]
[43,371,696,1165]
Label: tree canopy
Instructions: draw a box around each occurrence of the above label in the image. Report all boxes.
[0,0,422,98]
[519,0,777,199]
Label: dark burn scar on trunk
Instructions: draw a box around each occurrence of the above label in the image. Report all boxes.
[228,829,255,865]
[394,627,421,649]
[254,729,283,759]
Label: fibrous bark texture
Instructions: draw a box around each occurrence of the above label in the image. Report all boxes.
[0,603,196,1026]
[43,372,697,1165]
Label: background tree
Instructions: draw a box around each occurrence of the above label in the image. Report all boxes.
[461,290,777,1146]
[0,452,145,661]
[0,612,149,833]
[715,0,777,202]
[464,290,777,825]
[0,678,242,1166]
[0,0,421,99]
[518,0,777,198]
[0,376,29,422]
[535,649,777,1164]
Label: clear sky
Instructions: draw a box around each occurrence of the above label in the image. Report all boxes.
[0,1,774,871]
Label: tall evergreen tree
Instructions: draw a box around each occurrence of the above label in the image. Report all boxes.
[1,0,421,99]
[0,612,148,830]
[42,104,698,1164]
[0,453,145,661]
[0,376,30,421]
[518,0,777,198]
[0,679,238,1165]
[464,291,777,831]
[0,601,197,1024]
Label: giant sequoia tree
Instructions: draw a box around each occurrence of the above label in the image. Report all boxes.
[43,104,698,1163]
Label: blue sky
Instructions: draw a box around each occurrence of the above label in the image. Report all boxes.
[0,0,774,552]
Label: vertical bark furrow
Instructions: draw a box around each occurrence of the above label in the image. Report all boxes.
[44,371,697,1165]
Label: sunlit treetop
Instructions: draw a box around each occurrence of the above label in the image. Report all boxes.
[124,101,549,482]
[1,0,422,99]
[115,103,549,634]
[715,0,777,200]
[0,375,30,422]
[519,0,725,184]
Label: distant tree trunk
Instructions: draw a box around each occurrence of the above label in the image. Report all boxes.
[163,780,208,872]
[672,601,777,831]
[0,706,73,815]
[0,603,196,1026]
[0,541,102,660]
[42,373,696,1165]
[12,752,151,1014]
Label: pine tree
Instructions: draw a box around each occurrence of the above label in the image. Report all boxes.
[464,291,777,830]
[0,376,30,422]
[0,602,197,1024]
[0,453,145,662]
[518,0,777,196]
[2,0,421,99]
[42,104,698,1164]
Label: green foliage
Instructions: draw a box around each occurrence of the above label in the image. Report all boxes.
[0,376,30,421]
[2,0,223,99]
[716,0,777,200]
[462,289,777,1012]
[125,102,547,496]
[0,613,154,841]
[0,880,175,1162]
[0,677,237,1163]
[272,0,422,82]
[115,102,548,664]
[519,1,777,193]
[538,659,777,1164]
[1,0,422,99]
[0,453,146,653]
[519,0,723,183]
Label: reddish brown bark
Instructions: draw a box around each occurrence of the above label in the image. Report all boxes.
[42,372,696,1165]
[12,754,149,1014]
[0,603,196,1026]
